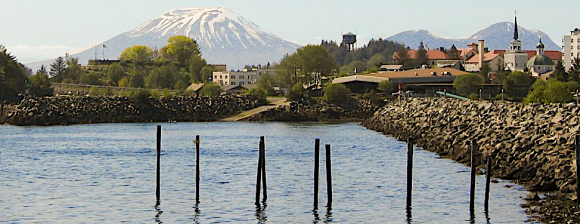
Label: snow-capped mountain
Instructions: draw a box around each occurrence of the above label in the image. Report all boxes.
[387,22,559,50]
[27,7,300,70]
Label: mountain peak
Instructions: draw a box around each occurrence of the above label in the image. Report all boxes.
[27,7,300,70]
[387,21,559,50]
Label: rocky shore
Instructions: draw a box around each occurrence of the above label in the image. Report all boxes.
[245,98,380,122]
[362,97,580,223]
[1,95,261,126]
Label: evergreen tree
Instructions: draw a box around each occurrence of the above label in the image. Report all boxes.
[49,57,67,81]
[552,61,569,82]
[0,45,28,102]
[415,42,429,66]
[569,58,580,83]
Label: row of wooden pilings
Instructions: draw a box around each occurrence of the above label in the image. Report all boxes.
[153,125,334,207]
[153,125,580,215]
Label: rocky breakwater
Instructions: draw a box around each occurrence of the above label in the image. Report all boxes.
[245,98,380,122]
[3,95,260,126]
[362,97,580,222]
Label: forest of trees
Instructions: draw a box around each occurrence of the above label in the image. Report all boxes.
[320,38,405,75]
[48,35,216,91]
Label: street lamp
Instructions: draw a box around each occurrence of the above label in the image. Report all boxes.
[502,89,504,101]
[479,89,482,100]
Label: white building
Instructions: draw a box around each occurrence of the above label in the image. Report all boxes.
[563,28,580,71]
[504,16,528,71]
[212,68,276,86]
[527,39,554,76]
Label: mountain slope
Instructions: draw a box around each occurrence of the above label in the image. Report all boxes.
[27,7,300,71]
[387,22,559,50]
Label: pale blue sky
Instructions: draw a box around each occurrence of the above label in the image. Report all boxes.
[1,0,578,63]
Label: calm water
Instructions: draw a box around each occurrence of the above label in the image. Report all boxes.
[0,122,530,223]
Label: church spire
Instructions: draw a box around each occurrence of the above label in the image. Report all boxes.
[513,12,519,40]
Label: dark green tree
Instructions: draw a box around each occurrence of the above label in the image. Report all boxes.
[503,71,534,100]
[552,61,568,82]
[29,66,53,97]
[200,82,222,97]
[323,83,351,104]
[107,63,126,85]
[453,73,484,96]
[129,67,146,88]
[188,55,207,83]
[146,65,178,89]
[0,45,27,102]
[568,58,580,83]
[377,80,393,95]
[49,57,66,81]
[415,42,428,66]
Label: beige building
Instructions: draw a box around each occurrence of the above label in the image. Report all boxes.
[212,68,276,86]
[563,28,580,71]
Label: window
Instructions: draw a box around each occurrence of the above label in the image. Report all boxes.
[225,75,228,79]
[240,75,244,79]
[240,82,244,85]
[231,75,236,79]
[220,75,222,79]
[231,82,235,85]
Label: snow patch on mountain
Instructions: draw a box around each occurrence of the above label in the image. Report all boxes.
[27,7,300,71]
[387,22,559,50]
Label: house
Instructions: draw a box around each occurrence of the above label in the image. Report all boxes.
[221,85,248,95]
[393,49,456,66]
[186,83,205,95]
[464,52,504,72]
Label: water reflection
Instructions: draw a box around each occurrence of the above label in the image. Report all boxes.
[468,209,475,224]
[484,207,491,224]
[406,206,412,224]
[154,199,163,223]
[254,202,267,223]
[312,208,321,223]
[193,202,201,224]
[324,205,333,223]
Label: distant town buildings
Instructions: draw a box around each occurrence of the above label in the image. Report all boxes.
[563,28,580,71]
[527,39,555,76]
[504,16,528,72]
[212,68,276,87]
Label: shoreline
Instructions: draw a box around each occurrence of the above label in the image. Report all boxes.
[361,97,579,223]
[2,95,577,222]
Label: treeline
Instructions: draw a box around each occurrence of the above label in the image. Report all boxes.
[320,39,405,75]
[1,45,52,102]
[49,35,216,90]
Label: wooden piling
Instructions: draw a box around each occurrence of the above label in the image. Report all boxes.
[156,125,161,200]
[255,137,263,204]
[407,137,414,208]
[576,135,580,206]
[195,135,200,203]
[470,140,477,212]
[325,144,332,205]
[314,139,320,208]
[260,136,267,202]
[484,156,492,209]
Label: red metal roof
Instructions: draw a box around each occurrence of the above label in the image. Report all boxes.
[393,49,448,60]
[492,50,562,61]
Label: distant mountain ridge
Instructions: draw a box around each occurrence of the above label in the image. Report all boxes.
[27,7,301,71]
[387,22,560,50]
